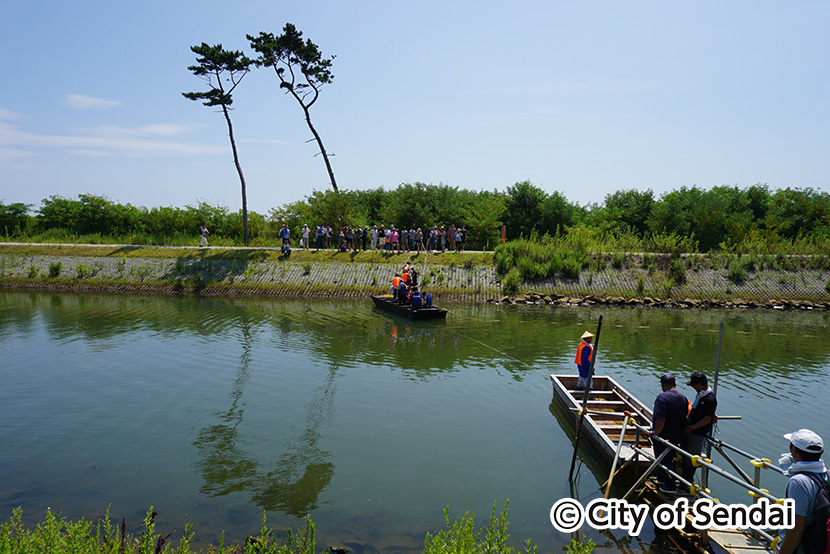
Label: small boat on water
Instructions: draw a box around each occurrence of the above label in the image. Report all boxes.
[371,294,448,320]
[550,374,654,467]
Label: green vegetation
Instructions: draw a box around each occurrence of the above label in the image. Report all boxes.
[494,236,590,280]
[0,503,536,554]
[565,537,596,554]
[48,261,61,278]
[423,502,536,554]
[2,183,828,256]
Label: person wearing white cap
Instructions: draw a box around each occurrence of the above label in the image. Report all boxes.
[574,331,594,390]
[778,429,829,554]
[301,224,310,249]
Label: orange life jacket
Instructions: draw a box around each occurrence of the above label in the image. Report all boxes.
[392,276,401,288]
[574,340,593,365]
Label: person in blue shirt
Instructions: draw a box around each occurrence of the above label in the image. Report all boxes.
[779,429,828,554]
[574,331,594,390]
[651,373,689,493]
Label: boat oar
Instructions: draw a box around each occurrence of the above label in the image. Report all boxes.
[568,315,603,482]
[603,411,631,500]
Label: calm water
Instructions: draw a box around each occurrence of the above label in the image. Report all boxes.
[1,291,828,553]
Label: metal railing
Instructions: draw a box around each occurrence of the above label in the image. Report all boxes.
[611,417,785,548]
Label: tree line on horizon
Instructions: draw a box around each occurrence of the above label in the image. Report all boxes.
[1,182,827,253]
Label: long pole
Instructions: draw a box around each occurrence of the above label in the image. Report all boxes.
[704,321,724,489]
[603,413,630,500]
[712,322,724,397]
[568,315,603,482]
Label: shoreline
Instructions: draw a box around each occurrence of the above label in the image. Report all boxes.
[1,244,828,310]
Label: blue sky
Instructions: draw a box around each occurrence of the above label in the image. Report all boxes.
[1,1,828,215]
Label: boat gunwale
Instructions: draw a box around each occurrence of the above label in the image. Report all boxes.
[370,294,448,320]
[550,374,654,464]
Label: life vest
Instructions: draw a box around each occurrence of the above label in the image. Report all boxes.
[574,341,593,365]
[401,271,409,283]
[392,276,401,288]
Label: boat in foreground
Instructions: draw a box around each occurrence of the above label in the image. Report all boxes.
[550,374,654,467]
[371,294,448,320]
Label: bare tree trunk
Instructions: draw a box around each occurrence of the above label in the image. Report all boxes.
[301,104,338,192]
[222,106,249,246]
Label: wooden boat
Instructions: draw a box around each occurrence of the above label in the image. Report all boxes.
[370,294,448,320]
[550,374,654,467]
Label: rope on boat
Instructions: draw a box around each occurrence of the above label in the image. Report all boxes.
[462,334,550,379]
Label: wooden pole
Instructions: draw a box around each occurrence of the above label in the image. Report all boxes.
[703,321,724,490]
[568,315,603,482]
[603,412,630,500]
[712,321,723,397]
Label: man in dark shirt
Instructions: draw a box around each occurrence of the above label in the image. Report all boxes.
[652,373,689,493]
[682,371,717,482]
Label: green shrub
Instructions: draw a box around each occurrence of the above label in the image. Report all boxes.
[27,265,38,278]
[727,259,747,284]
[566,537,596,554]
[48,261,61,278]
[668,258,686,284]
[502,268,522,295]
[423,501,536,554]
[559,254,586,279]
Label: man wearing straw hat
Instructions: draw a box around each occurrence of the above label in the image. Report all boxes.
[574,331,594,390]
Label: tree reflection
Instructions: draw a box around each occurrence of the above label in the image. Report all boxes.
[193,315,335,516]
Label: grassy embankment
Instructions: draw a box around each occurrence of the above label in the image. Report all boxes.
[1,242,829,306]
[0,243,496,299]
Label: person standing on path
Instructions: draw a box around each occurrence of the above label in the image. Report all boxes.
[301,224,310,249]
[199,223,210,247]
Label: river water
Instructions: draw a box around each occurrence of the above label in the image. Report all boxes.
[1,291,828,553]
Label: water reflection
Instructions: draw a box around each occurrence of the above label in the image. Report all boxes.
[193,314,336,516]
[0,291,828,553]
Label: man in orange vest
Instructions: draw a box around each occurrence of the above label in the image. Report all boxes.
[391,274,401,299]
[575,331,594,390]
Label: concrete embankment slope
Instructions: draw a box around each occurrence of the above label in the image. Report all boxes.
[0,244,828,309]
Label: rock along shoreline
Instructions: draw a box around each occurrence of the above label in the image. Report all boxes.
[0,244,828,311]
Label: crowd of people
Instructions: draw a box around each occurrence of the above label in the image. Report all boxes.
[292,224,468,253]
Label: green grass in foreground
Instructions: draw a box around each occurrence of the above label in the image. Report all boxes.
[0,502,556,554]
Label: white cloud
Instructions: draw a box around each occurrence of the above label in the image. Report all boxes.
[63,94,121,110]
[0,147,36,169]
[0,119,224,160]
[0,108,24,121]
